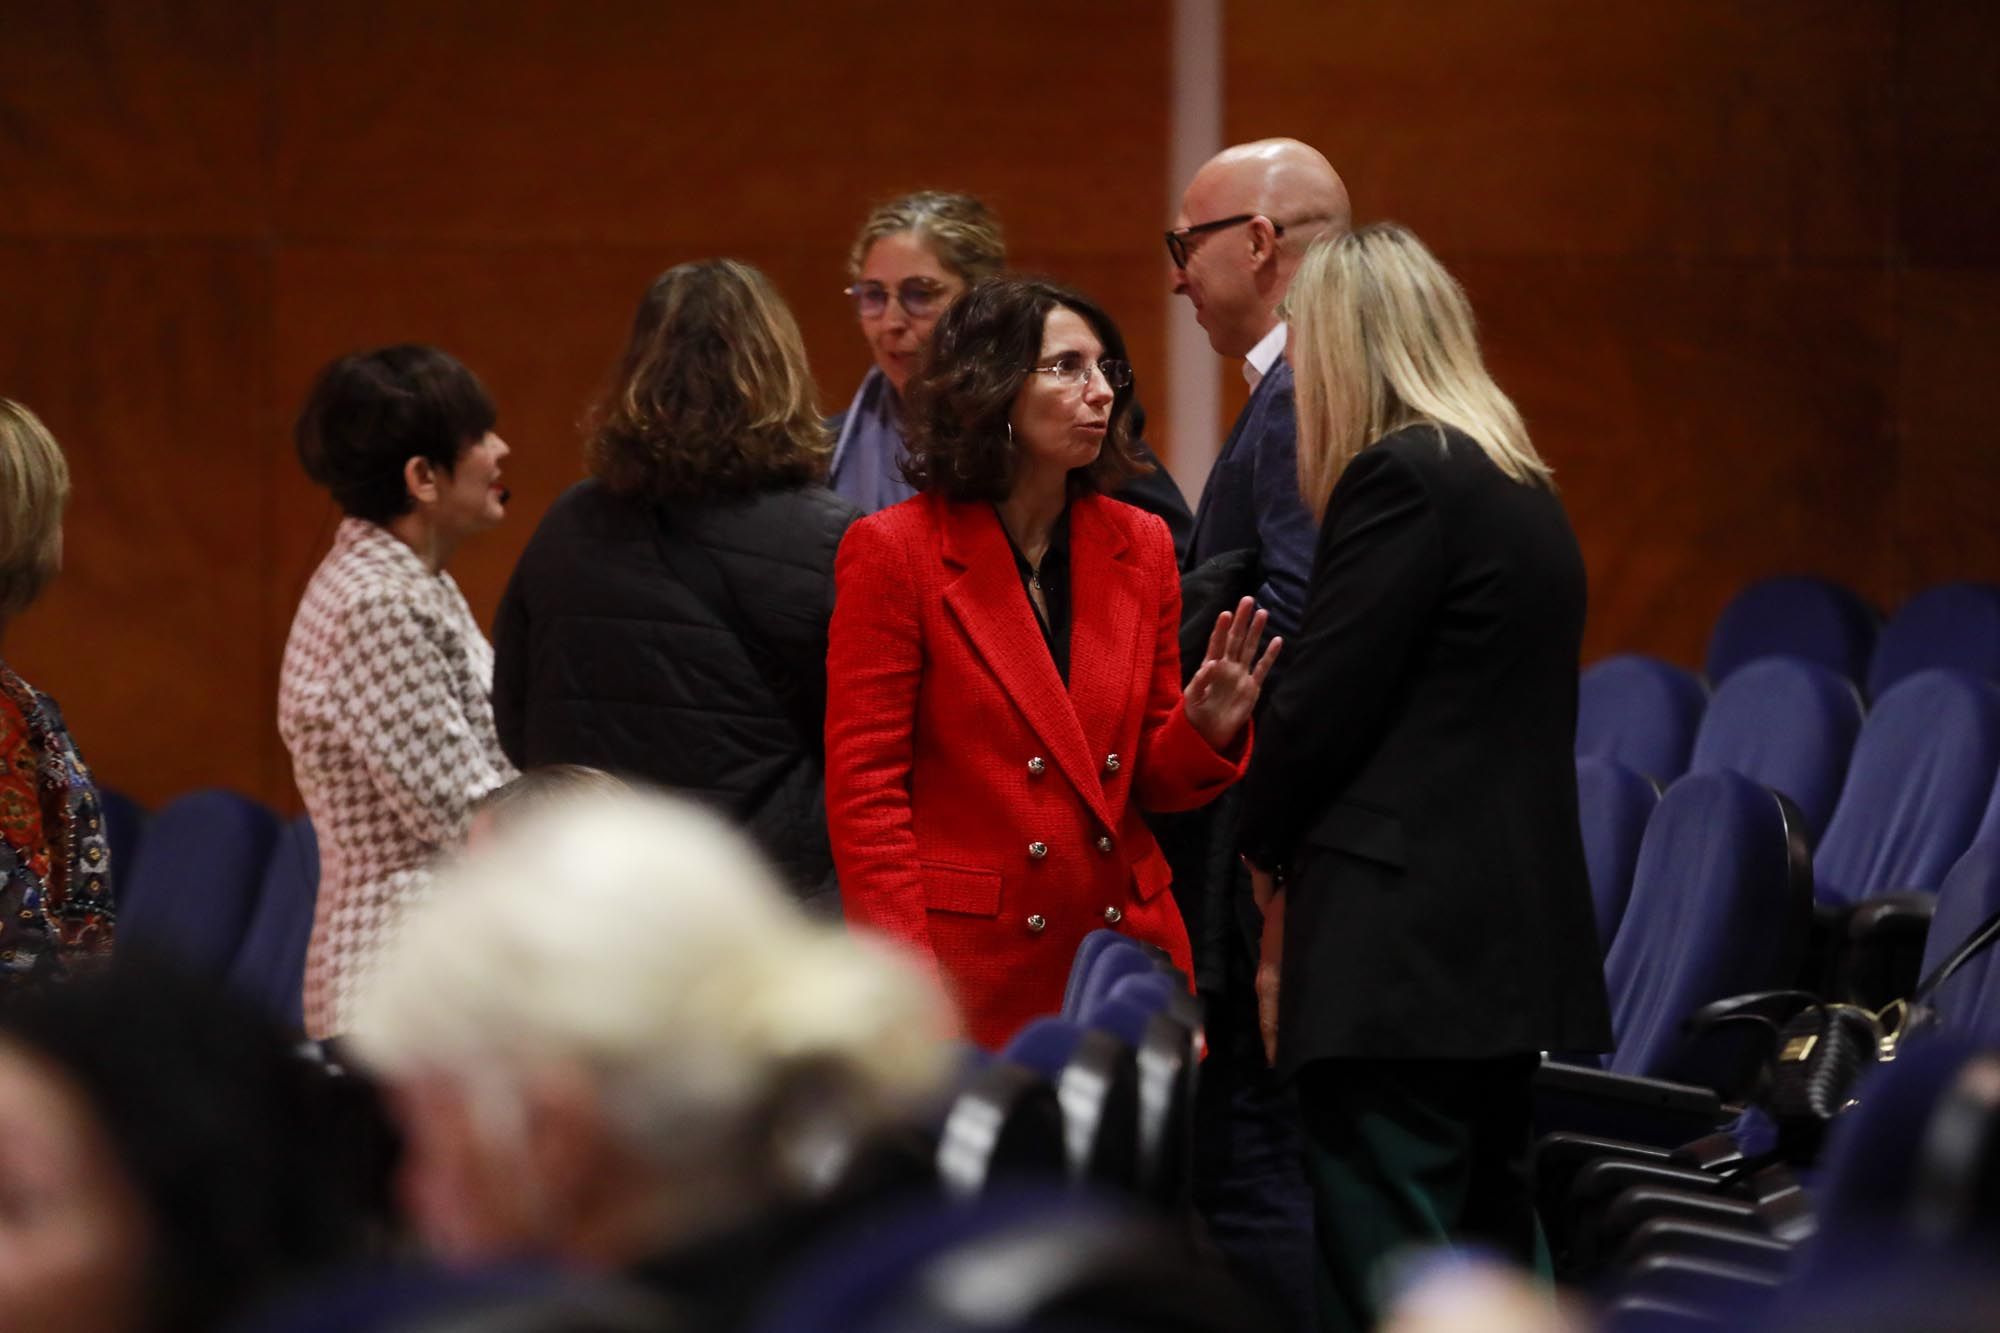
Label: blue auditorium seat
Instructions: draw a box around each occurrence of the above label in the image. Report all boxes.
[1705,576,1878,687]
[1601,771,1814,1090]
[1812,670,2000,908]
[1002,1017,1140,1190]
[1686,656,1865,840]
[1069,938,1155,1020]
[1085,993,1197,1209]
[98,787,147,904]
[1913,842,2000,1043]
[1059,928,1131,1018]
[1576,655,1709,783]
[226,814,320,1031]
[756,1184,1224,1333]
[1867,581,2000,700]
[117,789,280,974]
[1575,756,1660,952]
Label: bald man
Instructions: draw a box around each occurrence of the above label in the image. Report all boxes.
[1174,138,1351,635]
[1165,138,1351,1333]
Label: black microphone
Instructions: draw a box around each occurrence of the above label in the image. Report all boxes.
[498,487,512,505]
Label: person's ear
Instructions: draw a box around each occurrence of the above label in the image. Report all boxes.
[404,456,441,507]
[1248,215,1282,268]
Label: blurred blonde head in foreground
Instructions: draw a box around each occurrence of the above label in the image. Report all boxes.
[349,787,955,1268]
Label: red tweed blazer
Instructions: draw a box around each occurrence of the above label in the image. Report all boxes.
[825,491,1248,1048]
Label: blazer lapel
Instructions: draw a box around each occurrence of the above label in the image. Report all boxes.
[939,500,1114,829]
[1188,367,1271,555]
[1067,498,1146,794]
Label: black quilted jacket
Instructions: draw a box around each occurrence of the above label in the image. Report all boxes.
[492,479,860,912]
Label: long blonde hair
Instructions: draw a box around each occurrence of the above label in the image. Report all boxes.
[1284,222,1549,519]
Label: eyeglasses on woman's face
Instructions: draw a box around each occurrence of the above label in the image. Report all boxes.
[1163,213,1284,270]
[1030,353,1132,391]
[844,277,950,320]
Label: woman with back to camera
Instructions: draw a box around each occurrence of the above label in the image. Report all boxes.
[0,400,113,996]
[833,190,1193,555]
[825,275,1279,1048]
[492,260,855,914]
[1238,223,1613,1333]
[280,345,518,1039]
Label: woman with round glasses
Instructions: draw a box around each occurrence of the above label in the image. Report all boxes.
[825,276,1280,1047]
[833,192,1194,556]
[831,191,1001,513]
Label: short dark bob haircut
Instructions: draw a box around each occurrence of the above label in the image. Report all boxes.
[294,344,497,524]
[588,259,830,503]
[902,276,1151,502]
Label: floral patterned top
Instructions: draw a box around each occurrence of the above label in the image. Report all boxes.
[279,518,515,1037]
[0,663,114,994]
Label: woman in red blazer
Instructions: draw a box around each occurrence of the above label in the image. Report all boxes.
[826,277,1279,1048]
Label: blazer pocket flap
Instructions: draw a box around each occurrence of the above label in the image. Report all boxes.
[923,861,1003,916]
[1303,800,1408,869]
[1131,848,1173,903]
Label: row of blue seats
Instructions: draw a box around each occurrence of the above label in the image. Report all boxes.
[1579,665,2000,954]
[101,788,318,1031]
[933,933,1202,1215]
[1591,581,2000,787]
[1703,575,2000,699]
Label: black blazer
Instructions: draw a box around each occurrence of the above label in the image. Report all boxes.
[1184,358,1319,638]
[1239,424,1612,1072]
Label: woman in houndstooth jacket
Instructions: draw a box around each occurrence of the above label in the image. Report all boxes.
[279,346,517,1038]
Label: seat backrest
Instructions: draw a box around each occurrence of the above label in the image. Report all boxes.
[1092,993,1198,1207]
[1061,929,1130,1018]
[751,1187,1132,1333]
[1575,756,1661,952]
[97,787,148,906]
[1074,941,1155,1019]
[1576,655,1710,783]
[1003,1019,1140,1191]
[935,1060,1067,1201]
[1604,771,1814,1088]
[1687,656,1866,840]
[1916,842,2000,1044]
[1790,1037,1985,1289]
[1706,576,1879,687]
[225,815,321,1032]
[1868,582,2000,700]
[1814,670,2000,907]
[117,789,280,974]
[1099,968,1203,1034]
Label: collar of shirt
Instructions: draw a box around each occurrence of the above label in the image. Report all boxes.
[1243,321,1289,389]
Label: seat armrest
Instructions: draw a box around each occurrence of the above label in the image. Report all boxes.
[1534,1060,1732,1146]
[1615,1216,1794,1275]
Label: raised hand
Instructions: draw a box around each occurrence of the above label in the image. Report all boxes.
[1184,596,1282,751]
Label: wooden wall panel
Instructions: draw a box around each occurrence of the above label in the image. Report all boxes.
[1228,0,1897,261]
[1230,0,1997,669]
[0,4,270,239]
[0,241,274,804]
[0,1,1171,809]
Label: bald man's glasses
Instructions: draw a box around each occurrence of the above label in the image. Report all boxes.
[845,278,949,320]
[1165,214,1284,269]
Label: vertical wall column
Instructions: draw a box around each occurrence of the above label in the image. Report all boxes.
[1166,0,1223,504]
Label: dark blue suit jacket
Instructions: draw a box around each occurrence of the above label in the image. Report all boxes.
[1185,357,1318,639]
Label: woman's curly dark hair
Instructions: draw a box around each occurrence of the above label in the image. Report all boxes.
[901,277,1150,502]
[587,260,831,502]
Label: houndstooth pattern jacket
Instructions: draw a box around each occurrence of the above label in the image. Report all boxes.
[280,518,515,1037]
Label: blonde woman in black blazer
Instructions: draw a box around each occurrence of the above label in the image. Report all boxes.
[1239,223,1612,1333]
